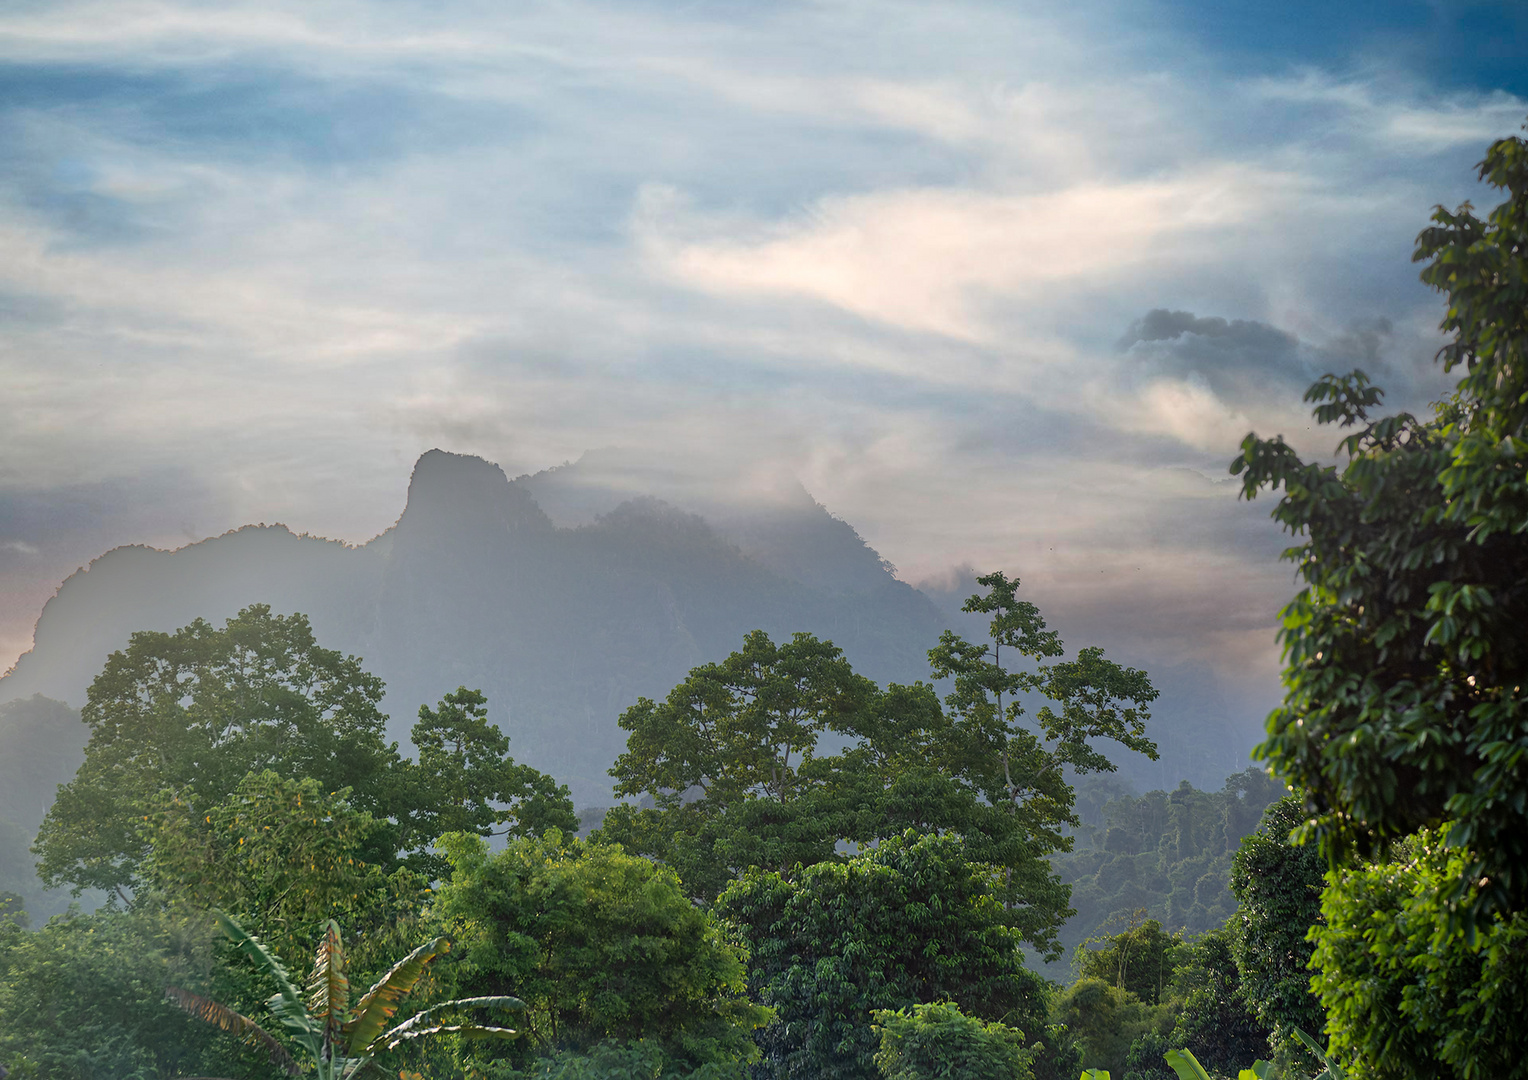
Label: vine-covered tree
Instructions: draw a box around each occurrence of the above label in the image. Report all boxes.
[1228,797,1324,1070]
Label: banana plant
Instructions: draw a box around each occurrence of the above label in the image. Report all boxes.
[1164,1047,1276,1080]
[168,912,523,1079]
[1291,1027,1346,1080]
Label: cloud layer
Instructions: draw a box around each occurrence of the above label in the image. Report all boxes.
[0,0,1521,713]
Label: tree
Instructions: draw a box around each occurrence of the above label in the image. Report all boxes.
[35,606,405,898]
[34,608,571,898]
[930,573,1157,808]
[716,830,1050,1080]
[1050,977,1155,1077]
[603,630,872,897]
[403,688,577,877]
[608,580,1160,957]
[168,911,523,1080]
[872,1001,1035,1080]
[1229,797,1324,1067]
[142,770,431,977]
[430,830,768,1072]
[928,573,1157,931]
[1073,916,1182,1007]
[611,629,872,812]
[1310,828,1528,1078]
[0,907,236,1080]
[1230,124,1528,925]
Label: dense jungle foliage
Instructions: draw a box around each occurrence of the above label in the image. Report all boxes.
[2,118,1527,1080]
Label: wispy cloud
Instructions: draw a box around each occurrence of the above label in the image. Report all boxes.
[0,0,1521,701]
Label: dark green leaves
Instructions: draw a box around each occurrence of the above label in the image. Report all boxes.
[718,831,1045,1080]
[403,687,576,877]
[1230,123,1528,923]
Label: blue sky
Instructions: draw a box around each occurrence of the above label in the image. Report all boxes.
[0,0,1523,703]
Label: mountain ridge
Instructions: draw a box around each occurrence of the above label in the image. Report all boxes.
[0,449,944,803]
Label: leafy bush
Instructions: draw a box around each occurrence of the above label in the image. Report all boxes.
[872,1001,1035,1080]
[1312,828,1528,1078]
[432,830,767,1071]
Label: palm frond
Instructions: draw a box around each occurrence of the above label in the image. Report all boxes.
[344,936,449,1053]
[307,918,350,1039]
[368,997,526,1053]
[165,987,303,1077]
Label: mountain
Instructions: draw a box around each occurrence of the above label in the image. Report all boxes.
[0,694,94,919]
[0,450,945,804]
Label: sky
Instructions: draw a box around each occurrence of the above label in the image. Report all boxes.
[1,0,1525,703]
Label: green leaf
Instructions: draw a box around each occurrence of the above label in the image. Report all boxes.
[1164,1048,1213,1080]
[344,936,450,1053]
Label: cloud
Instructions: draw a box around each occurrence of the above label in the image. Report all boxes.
[638,165,1279,345]
[1251,71,1528,151]
[0,0,1521,698]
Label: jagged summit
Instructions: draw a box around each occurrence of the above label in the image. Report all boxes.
[399,450,551,538]
[519,449,898,595]
[0,449,945,803]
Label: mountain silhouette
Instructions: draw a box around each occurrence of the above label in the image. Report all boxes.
[0,450,944,803]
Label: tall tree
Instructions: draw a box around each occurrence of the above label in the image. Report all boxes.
[35,605,404,898]
[610,629,872,811]
[402,687,577,877]
[928,571,1158,850]
[604,633,1074,952]
[603,630,877,901]
[607,581,1158,955]
[1230,125,1528,924]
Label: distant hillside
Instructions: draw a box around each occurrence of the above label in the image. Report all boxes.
[0,450,944,804]
[0,694,95,919]
[1,449,1268,810]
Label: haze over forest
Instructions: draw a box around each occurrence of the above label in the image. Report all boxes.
[0,447,1269,806]
[2,4,1526,1079]
[2,0,1522,723]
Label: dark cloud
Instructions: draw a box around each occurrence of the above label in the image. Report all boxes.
[1121,309,1315,399]
[1117,307,1454,418]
